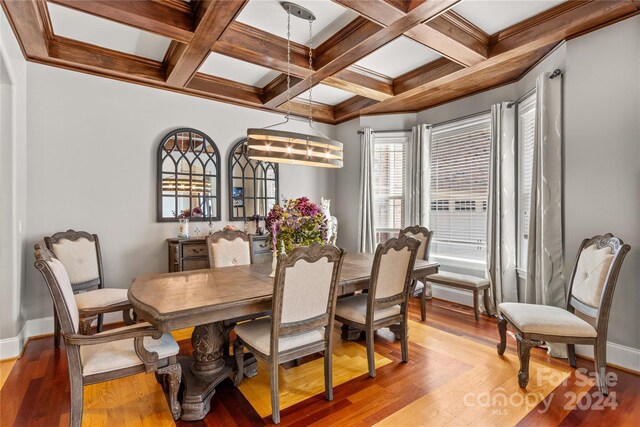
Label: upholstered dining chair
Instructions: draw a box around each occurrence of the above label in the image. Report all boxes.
[335,235,420,378]
[206,229,252,268]
[45,230,134,347]
[233,244,345,424]
[399,225,433,321]
[497,234,630,395]
[34,244,182,426]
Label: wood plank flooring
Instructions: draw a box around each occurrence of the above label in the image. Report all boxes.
[1,298,638,426]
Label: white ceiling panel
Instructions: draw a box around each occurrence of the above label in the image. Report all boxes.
[453,0,566,35]
[236,0,358,46]
[47,3,171,61]
[355,36,442,79]
[295,83,354,106]
[198,53,280,87]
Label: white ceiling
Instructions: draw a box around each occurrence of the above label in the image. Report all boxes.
[198,53,280,87]
[236,0,358,46]
[295,83,354,106]
[355,36,442,79]
[453,0,566,35]
[47,3,171,61]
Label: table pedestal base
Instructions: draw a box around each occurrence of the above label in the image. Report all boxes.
[341,324,363,341]
[178,356,231,421]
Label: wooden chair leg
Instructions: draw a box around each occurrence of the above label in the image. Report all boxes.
[97,313,104,332]
[157,363,182,420]
[568,343,577,368]
[69,372,83,427]
[473,290,480,321]
[497,315,507,355]
[400,319,409,363]
[270,362,280,424]
[233,340,245,387]
[324,348,333,401]
[54,307,61,348]
[366,326,376,378]
[516,335,533,388]
[594,339,609,395]
[420,280,427,321]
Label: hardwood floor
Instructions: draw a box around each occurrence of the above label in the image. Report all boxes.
[1,298,638,426]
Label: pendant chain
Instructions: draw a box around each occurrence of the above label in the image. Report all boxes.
[308,19,313,125]
[286,7,291,120]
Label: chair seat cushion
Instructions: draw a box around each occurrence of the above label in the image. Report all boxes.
[335,294,400,325]
[80,325,179,376]
[427,271,490,289]
[499,303,597,338]
[75,288,129,309]
[234,317,324,356]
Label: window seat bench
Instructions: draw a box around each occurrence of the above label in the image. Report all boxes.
[426,272,491,321]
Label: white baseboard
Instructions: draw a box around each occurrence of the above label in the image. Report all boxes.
[0,312,123,360]
[575,342,640,373]
[0,316,54,359]
[431,284,474,306]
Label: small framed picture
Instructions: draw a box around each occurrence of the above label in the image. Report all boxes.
[232,187,244,207]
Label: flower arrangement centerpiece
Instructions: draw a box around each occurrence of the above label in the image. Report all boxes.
[265,197,328,275]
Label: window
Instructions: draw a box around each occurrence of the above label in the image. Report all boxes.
[517,93,536,270]
[429,113,491,264]
[373,131,409,243]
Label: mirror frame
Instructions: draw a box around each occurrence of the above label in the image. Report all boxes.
[156,128,221,222]
[227,138,279,221]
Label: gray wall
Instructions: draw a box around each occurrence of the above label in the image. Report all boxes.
[1,11,28,341]
[22,63,335,323]
[563,16,639,350]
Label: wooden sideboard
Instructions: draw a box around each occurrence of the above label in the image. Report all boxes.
[167,234,271,272]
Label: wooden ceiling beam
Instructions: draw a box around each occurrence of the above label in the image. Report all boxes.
[1,0,49,58]
[165,0,246,87]
[215,22,392,101]
[325,67,394,101]
[334,95,379,119]
[214,22,311,78]
[393,57,464,95]
[333,0,487,66]
[337,0,638,121]
[263,0,461,108]
[47,36,165,82]
[47,0,194,43]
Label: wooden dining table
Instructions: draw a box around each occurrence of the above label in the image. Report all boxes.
[129,253,439,421]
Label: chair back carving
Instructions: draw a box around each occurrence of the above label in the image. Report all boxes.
[34,243,80,334]
[271,244,345,348]
[44,230,103,290]
[399,225,433,260]
[567,234,630,330]
[368,236,420,313]
[207,230,252,268]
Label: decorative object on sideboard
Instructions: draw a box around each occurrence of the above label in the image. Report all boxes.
[245,2,343,169]
[265,197,329,276]
[321,197,338,245]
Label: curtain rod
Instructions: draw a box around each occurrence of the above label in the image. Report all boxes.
[357,129,411,135]
[507,68,562,108]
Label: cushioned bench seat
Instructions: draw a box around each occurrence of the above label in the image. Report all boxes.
[427,271,491,320]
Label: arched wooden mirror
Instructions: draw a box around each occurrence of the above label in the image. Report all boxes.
[228,139,279,221]
[157,128,221,222]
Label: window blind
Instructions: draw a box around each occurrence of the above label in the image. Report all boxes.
[518,93,536,269]
[373,132,409,243]
[429,114,491,262]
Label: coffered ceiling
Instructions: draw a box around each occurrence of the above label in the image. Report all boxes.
[2,0,639,124]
